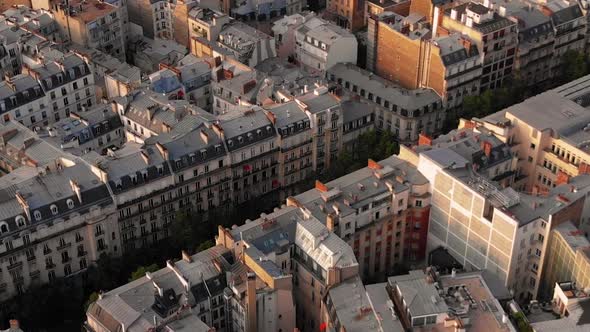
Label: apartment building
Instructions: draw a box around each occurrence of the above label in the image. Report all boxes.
[52,0,126,60]
[468,75,590,194]
[211,58,266,115]
[24,52,96,124]
[325,0,364,31]
[263,102,314,194]
[0,73,47,128]
[541,220,590,300]
[402,130,588,302]
[126,0,175,39]
[39,103,125,155]
[289,154,431,280]
[0,121,119,301]
[216,204,358,332]
[188,7,230,42]
[371,10,483,108]
[104,63,141,99]
[86,245,236,332]
[327,63,444,144]
[292,16,358,73]
[383,268,514,331]
[216,22,276,67]
[440,2,517,92]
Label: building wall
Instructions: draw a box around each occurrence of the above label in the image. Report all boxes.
[375,24,422,88]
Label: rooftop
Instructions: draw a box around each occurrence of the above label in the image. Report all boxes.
[62,0,118,23]
[328,63,441,111]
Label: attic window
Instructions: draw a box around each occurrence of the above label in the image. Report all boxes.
[50,204,58,215]
[67,199,74,209]
[15,215,25,227]
[257,129,262,136]
[201,150,207,159]
[228,140,233,146]
[266,126,272,133]
[79,65,85,75]
[57,74,63,83]
[68,69,75,79]
[131,174,138,185]
[0,222,8,234]
[175,160,182,168]
[237,137,243,144]
[215,145,221,152]
[157,165,164,175]
[142,170,148,181]
[33,210,42,221]
[115,179,122,190]
[247,133,253,140]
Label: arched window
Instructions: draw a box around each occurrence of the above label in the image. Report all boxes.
[50,204,58,215]
[66,199,75,209]
[0,222,8,234]
[34,210,42,221]
[15,216,25,228]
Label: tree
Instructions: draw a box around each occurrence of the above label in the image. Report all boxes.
[129,264,160,282]
[560,50,589,84]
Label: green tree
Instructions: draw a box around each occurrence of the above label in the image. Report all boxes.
[560,50,589,84]
[129,263,159,282]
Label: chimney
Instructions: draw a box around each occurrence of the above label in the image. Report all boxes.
[69,179,82,203]
[481,141,492,158]
[182,250,193,263]
[418,133,433,146]
[200,130,209,144]
[367,159,383,170]
[326,213,338,232]
[315,180,329,192]
[556,171,570,186]
[246,273,257,332]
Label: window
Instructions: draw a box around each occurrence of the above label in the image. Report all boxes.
[34,210,42,221]
[67,199,75,209]
[15,216,25,227]
[0,222,8,234]
[50,204,58,215]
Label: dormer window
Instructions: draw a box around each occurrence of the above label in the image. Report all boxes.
[57,74,63,83]
[79,65,86,75]
[68,69,75,79]
[15,215,25,227]
[0,222,8,233]
[201,150,207,159]
[142,170,148,181]
[131,174,138,185]
[237,136,243,144]
[215,145,221,152]
[115,179,122,190]
[9,96,16,106]
[228,140,233,146]
[50,205,58,215]
[45,79,52,88]
[66,199,75,209]
[33,210,42,221]
[175,160,182,168]
[266,126,272,133]
[247,133,253,140]
[157,165,164,175]
[23,90,29,99]
[257,129,262,136]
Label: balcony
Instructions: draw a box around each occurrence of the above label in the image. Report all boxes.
[45,262,56,269]
[7,261,22,270]
[78,250,87,257]
[57,242,71,251]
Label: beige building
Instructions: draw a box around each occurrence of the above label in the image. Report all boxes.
[468,75,590,195]
[0,121,119,301]
[52,0,126,60]
[403,125,588,303]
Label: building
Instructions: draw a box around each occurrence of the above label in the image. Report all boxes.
[52,0,126,60]
[0,120,119,300]
[468,74,590,195]
[325,0,365,31]
[293,16,358,72]
[540,219,590,300]
[385,268,514,331]
[368,10,483,108]
[85,245,232,332]
[289,154,431,279]
[327,63,444,144]
[104,63,142,99]
[39,103,125,155]
[402,128,590,302]
[0,73,47,128]
[24,52,96,124]
[128,37,187,74]
[216,204,358,332]
[216,22,276,67]
[188,6,230,43]
[529,281,590,331]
